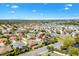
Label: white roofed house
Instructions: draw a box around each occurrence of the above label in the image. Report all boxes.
[6,28,12,33]
[53,42,63,50]
[27,33,35,39]
[1,25,7,29]
[0,26,4,30]
[2,29,7,35]
[51,33,59,37]
[22,37,28,45]
[71,31,79,37]
[11,41,27,49]
[59,29,63,34]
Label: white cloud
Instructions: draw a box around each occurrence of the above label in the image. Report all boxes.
[64,7,69,10]
[32,9,37,12]
[6,4,10,7]
[66,4,72,7]
[64,4,72,10]
[11,11,15,13]
[11,5,19,9]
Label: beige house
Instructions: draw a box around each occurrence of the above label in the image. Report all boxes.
[0,45,12,54]
[0,38,12,54]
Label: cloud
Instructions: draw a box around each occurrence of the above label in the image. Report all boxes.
[66,4,72,7]
[64,4,72,10]
[11,11,15,13]
[64,7,69,10]
[32,9,37,12]
[11,5,19,9]
[6,4,10,7]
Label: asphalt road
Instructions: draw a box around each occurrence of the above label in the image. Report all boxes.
[19,46,48,56]
[19,43,67,56]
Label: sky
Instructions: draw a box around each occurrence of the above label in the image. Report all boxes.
[0,3,79,20]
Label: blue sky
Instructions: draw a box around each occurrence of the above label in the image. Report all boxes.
[0,3,79,20]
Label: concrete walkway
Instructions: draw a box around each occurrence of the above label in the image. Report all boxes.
[53,51,68,56]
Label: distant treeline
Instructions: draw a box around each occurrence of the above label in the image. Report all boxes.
[61,22,79,25]
[0,20,79,25]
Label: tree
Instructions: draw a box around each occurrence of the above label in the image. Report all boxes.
[22,46,32,52]
[44,37,58,45]
[5,39,12,45]
[68,47,79,56]
[0,31,2,35]
[62,35,75,47]
[5,35,12,45]
[47,45,54,52]
[75,34,79,43]
[61,45,68,50]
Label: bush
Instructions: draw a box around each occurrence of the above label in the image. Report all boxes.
[44,38,57,46]
[47,45,54,52]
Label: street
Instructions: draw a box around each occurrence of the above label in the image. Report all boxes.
[19,46,48,56]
